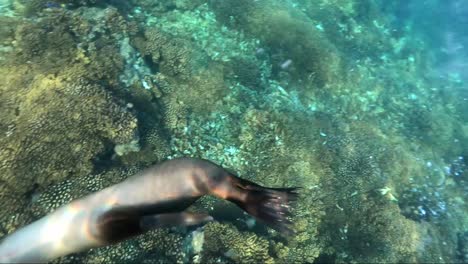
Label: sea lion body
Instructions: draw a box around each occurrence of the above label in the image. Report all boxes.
[0,158,297,263]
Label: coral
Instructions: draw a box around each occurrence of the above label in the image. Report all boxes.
[274,241,322,263]
[0,73,137,228]
[69,7,129,84]
[136,0,204,14]
[265,158,325,263]
[161,94,189,132]
[309,120,466,263]
[152,56,228,121]
[111,84,171,166]
[114,140,141,157]
[83,42,124,85]
[207,0,253,28]
[0,16,17,49]
[8,7,130,85]
[315,133,426,263]
[150,4,258,64]
[12,15,77,73]
[67,229,186,264]
[210,0,342,87]
[118,126,171,167]
[317,123,391,197]
[136,229,186,263]
[202,222,274,264]
[228,57,263,89]
[457,231,468,263]
[13,0,44,17]
[342,197,422,263]
[0,194,31,236]
[133,27,193,79]
[176,68,227,114]
[141,128,171,160]
[296,0,393,60]
[16,0,112,16]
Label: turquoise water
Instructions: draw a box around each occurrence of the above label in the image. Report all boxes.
[0,0,466,263]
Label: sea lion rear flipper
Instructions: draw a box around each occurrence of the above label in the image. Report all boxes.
[140,212,214,231]
[96,208,213,244]
[227,177,299,236]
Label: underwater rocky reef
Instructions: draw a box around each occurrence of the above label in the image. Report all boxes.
[0,0,466,263]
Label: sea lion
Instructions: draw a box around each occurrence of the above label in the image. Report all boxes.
[0,157,298,263]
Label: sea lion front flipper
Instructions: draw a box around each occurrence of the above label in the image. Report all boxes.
[140,212,214,231]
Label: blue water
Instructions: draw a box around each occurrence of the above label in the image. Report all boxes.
[0,0,466,263]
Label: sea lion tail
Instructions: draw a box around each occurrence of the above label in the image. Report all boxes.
[227,177,299,236]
